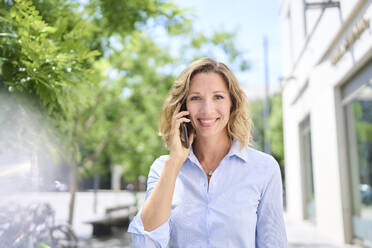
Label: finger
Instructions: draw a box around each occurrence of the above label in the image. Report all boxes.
[172,111,189,122]
[172,114,189,126]
[172,104,182,120]
[171,119,190,138]
[175,118,191,126]
[174,111,190,120]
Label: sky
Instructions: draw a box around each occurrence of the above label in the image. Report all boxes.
[174,0,282,100]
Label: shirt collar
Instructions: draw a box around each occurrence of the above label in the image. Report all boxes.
[188,145,200,166]
[187,138,248,164]
[226,138,249,163]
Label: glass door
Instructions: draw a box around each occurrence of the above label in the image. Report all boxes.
[344,83,372,245]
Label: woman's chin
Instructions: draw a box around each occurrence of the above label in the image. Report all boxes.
[194,130,226,139]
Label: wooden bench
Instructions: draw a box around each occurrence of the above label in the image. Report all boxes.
[85,202,137,236]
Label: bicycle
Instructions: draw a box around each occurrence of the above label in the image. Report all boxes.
[0,202,78,248]
[50,222,78,248]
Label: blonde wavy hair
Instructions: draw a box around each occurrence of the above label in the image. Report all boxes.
[159,57,252,149]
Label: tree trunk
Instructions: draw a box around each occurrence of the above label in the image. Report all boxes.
[68,115,80,226]
[68,158,78,225]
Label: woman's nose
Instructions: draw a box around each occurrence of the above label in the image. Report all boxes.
[200,99,213,114]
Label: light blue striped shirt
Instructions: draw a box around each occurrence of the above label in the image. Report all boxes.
[128,139,287,247]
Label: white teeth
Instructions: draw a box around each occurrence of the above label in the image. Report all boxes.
[199,119,215,124]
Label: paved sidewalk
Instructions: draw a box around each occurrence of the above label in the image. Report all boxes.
[285,214,359,248]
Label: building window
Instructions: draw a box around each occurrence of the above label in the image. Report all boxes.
[343,61,372,245]
[300,117,316,222]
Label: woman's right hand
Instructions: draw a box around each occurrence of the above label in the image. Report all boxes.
[168,103,194,165]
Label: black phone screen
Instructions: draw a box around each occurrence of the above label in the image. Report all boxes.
[180,101,192,148]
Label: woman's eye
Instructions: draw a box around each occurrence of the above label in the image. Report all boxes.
[215,95,224,100]
[190,96,200,101]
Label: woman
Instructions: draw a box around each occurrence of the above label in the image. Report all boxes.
[128,58,287,247]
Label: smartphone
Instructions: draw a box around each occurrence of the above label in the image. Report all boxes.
[181,122,189,148]
[180,101,192,148]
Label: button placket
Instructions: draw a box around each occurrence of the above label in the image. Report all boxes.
[206,204,211,245]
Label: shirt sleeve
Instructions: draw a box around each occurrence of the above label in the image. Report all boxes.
[256,157,288,248]
[127,156,171,248]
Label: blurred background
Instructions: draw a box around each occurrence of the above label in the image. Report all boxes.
[0,0,371,247]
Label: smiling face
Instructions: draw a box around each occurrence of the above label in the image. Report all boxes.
[186,72,232,139]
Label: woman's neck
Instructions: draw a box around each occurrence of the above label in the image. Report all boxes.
[193,133,232,164]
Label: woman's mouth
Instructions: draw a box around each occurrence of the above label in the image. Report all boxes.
[198,118,219,127]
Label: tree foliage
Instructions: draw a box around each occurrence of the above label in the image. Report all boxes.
[250,93,284,169]
[0,0,99,117]
[267,93,284,167]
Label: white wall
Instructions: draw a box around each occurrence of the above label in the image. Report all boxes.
[282,80,305,220]
[309,62,347,243]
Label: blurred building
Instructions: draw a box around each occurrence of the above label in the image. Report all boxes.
[280,0,372,246]
[241,83,281,102]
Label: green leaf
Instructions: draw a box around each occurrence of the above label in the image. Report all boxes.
[38,242,51,248]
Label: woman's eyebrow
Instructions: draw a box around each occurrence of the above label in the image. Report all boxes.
[189,91,228,95]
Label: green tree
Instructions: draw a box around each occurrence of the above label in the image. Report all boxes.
[268,93,284,167]
[250,93,284,180]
